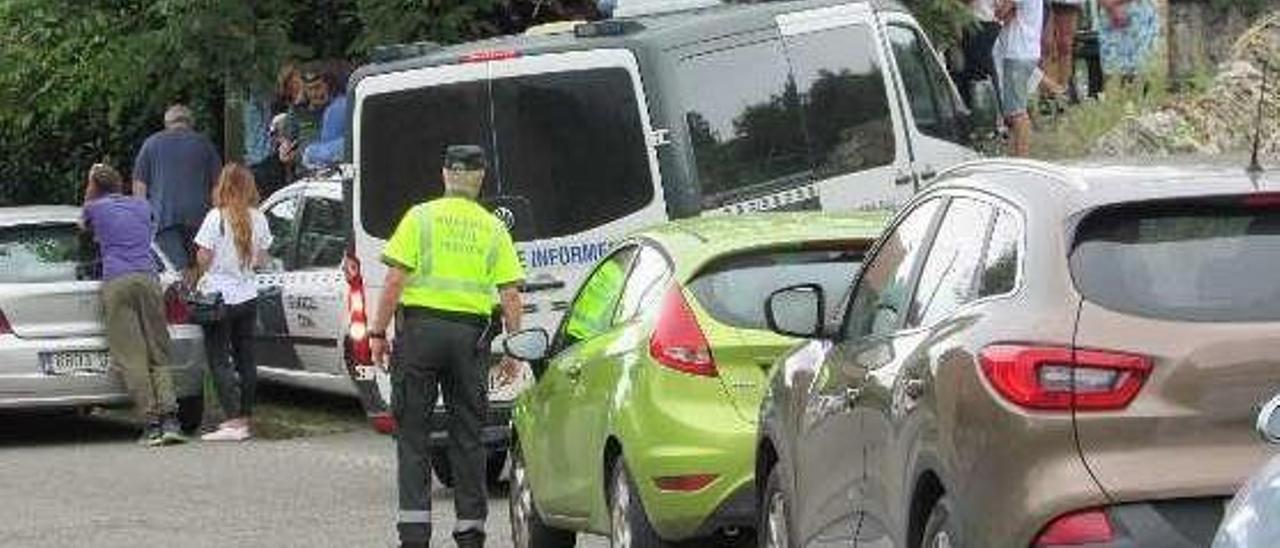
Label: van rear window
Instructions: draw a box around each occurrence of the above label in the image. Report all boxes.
[359,67,653,242]
[1070,200,1280,322]
[688,247,863,331]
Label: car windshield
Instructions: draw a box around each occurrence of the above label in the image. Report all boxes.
[1071,198,1280,322]
[0,223,98,283]
[687,246,864,331]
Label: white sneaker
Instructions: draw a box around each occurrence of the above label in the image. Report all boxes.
[200,424,250,442]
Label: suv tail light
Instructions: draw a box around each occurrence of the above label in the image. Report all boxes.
[979,344,1152,411]
[0,308,12,335]
[164,286,191,325]
[345,251,373,366]
[649,285,716,377]
[1034,508,1114,546]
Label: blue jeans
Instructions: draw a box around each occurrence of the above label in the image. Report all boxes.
[1001,58,1038,118]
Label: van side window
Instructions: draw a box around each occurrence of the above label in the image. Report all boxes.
[681,39,811,206]
[908,197,994,327]
[783,24,895,176]
[886,24,961,143]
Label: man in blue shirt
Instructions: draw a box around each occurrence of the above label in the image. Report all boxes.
[302,92,348,170]
[83,164,186,446]
[132,104,222,270]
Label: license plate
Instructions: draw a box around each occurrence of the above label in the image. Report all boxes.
[39,351,111,376]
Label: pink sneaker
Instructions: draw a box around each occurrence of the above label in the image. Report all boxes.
[200,422,251,442]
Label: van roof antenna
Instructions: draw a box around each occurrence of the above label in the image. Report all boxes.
[1247,59,1269,185]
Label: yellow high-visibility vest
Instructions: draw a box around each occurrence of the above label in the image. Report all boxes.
[381,197,524,316]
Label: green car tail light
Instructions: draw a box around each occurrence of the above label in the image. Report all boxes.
[649,284,717,378]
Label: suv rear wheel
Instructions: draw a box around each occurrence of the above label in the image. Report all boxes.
[921,495,959,548]
[509,445,576,548]
[760,465,792,548]
[609,459,666,548]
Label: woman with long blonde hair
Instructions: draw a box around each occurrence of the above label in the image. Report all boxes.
[193,163,273,441]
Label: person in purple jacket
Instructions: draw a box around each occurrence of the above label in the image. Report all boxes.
[82,163,186,447]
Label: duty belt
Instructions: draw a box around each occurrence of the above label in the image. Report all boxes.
[401,306,489,328]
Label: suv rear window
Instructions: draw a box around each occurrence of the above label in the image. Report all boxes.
[0,224,98,283]
[1071,200,1280,322]
[688,247,863,330]
[359,67,653,242]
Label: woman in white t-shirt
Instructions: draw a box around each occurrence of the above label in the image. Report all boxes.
[193,163,273,441]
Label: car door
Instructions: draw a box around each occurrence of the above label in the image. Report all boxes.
[879,15,976,185]
[775,3,916,211]
[794,198,944,547]
[857,196,994,546]
[530,247,636,518]
[254,189,304,370]
[287,189,346,376]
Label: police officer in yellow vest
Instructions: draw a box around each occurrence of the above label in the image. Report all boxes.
[369,145,525,548]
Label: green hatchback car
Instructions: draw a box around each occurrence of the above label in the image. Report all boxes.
[502,212,889,547]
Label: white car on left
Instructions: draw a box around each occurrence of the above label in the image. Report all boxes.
[0,206,206,431]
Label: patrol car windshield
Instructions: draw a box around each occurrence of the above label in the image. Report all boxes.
[359,67,653,242]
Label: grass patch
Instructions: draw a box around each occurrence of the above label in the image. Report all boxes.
[250,384,367,440]
[1031,80,1176,160]
[99,382,368,441]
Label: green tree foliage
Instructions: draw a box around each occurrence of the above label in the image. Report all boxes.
[0,0,301,204]
[900,0,973,51]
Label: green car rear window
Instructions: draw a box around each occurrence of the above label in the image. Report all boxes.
[688,247,863,331]
[1070,198,1280,322]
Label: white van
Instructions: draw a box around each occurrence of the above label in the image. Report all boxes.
[344,0,982,480]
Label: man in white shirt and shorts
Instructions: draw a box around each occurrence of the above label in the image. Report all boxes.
[996,0,1043,157]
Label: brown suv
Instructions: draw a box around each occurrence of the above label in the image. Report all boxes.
[755,159,1280,548]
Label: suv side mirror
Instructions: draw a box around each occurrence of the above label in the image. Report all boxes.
[765,284,827,339]
[1257,393,1280,444]
[504,328,550,362]
[967,78,1000,136]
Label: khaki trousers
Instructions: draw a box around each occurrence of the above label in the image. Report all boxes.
[102,273,177,419]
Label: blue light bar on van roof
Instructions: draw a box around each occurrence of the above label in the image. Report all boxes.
[574,20,645,38]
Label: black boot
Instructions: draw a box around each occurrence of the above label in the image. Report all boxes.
[453,529,485,548]
[397,522,431,548]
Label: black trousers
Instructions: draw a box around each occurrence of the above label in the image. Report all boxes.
[203,299,258,418]
[393,310,489,545]
[959,20,1004,111]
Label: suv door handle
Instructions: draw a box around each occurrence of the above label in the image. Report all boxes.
[894,172,914,186]
[920,169,938,181]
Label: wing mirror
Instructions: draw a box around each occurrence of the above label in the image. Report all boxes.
[504,328,550,362]
[765,284,829,339]
[1257,393,1280,444]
